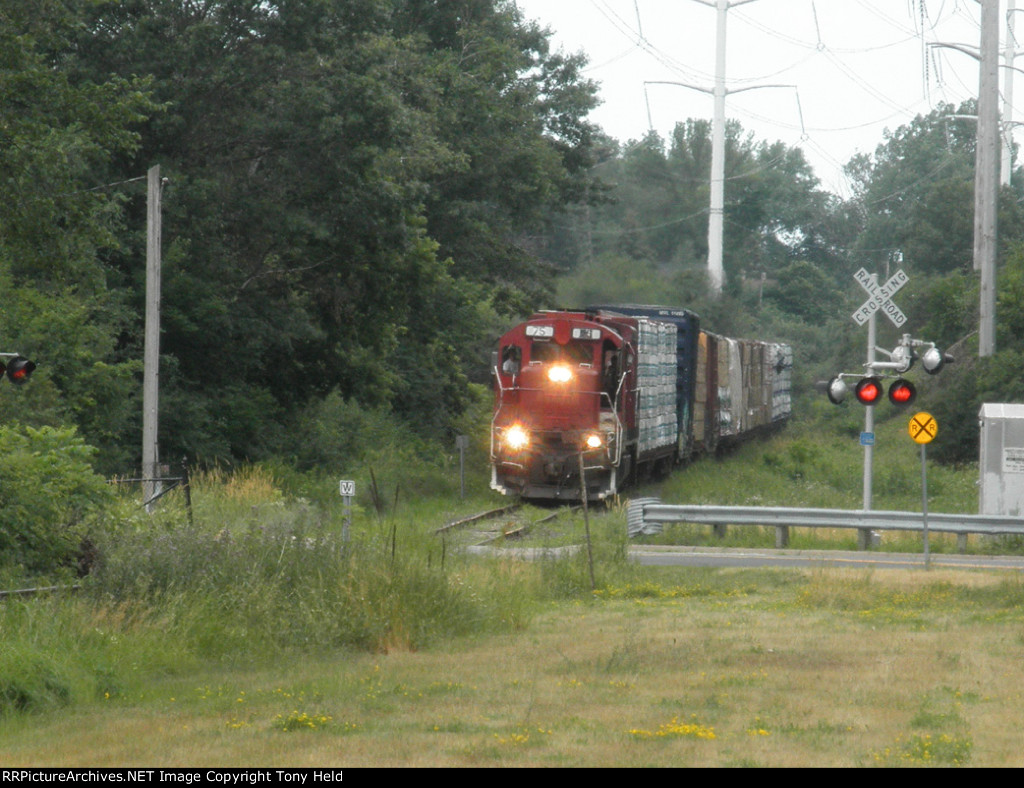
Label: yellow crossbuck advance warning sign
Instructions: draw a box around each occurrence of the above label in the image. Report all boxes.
[909,412,938,444]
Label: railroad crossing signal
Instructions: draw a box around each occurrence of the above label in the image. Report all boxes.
[1,355,35,385]
[887,379,917,407]
[908,412,938,444]
[826,375,915,406]
[852,268,909,327]
[822,337,951,409]
[853,377,883,406]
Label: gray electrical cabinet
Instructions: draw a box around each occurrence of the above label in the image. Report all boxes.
[979,404,1024,515]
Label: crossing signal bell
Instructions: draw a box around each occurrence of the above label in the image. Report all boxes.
[1,356,35,385]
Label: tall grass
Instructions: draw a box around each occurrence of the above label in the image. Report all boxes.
[93,466,539,655]
[0,464,544,716]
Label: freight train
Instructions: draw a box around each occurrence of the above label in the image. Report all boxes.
[490,305,792,501]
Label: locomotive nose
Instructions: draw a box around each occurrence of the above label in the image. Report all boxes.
[542,458,564,479]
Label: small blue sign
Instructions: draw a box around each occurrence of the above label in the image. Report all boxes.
[860,432,875,446]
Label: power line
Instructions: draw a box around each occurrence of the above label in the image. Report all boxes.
[57,174,147,198]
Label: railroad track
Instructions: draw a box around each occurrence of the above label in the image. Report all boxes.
[435,504,579,548]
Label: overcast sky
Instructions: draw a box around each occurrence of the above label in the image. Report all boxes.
[515,0,1000,198]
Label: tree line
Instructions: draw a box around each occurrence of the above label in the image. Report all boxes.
[0,0,603,473]
[1,0,1022,479]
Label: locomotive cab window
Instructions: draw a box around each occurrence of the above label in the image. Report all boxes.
[530,341,593,366]
[602,340,621,399]
[500,345,521,375]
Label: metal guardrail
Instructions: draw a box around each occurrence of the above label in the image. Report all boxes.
[628,499,1024,550]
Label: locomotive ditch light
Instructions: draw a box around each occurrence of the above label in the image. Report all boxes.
[583,433,603,450]
[887,379,917,407]
[826,376,848,405]
[854,377,884,406]
[503,425,530,451]
[2,356,36,385]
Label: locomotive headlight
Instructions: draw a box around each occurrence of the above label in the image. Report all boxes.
[503,425,530,451]
[547,365,573,384]
[583,433,603,450]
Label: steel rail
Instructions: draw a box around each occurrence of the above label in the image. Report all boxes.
[434,504,521,534]
[0,584,81,600]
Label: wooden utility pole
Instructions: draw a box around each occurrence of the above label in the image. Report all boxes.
[143,165,163,509]
[932,1,1004,357]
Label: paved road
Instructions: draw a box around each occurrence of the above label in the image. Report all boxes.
[629,545,1024,572]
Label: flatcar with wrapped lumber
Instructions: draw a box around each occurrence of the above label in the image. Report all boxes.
[490,305,792,501]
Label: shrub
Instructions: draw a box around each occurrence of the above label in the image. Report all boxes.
[0,424,112,574]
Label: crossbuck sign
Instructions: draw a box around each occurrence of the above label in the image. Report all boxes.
[852,268,908,327]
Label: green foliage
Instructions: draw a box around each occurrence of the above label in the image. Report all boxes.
[6,0,1024,485]
[845,100,1024,281]
[555,253,709,310]
[0,610,80,715]
[0,592,198,717]
[845,103,976,275]
[0,425,113,574]
[908,245,1024,464]
[0,4,155,467]
[54,0,600,463]
[289,391,429,473]
[565,122,836,289]
[763,260,842,323]
[924,347,1024,465]
[91,480,536,655]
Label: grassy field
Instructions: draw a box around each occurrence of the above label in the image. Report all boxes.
[2,564,1023,767]
[2,410,1023,767]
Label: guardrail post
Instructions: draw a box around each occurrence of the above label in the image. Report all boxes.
[957,533,968,553]
[775,525,789,549]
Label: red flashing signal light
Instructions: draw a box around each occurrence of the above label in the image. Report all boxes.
[854,377,883,406]
[888,379,917,407]
[2,356,35,385]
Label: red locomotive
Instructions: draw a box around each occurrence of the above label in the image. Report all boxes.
[490,305,792,501]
